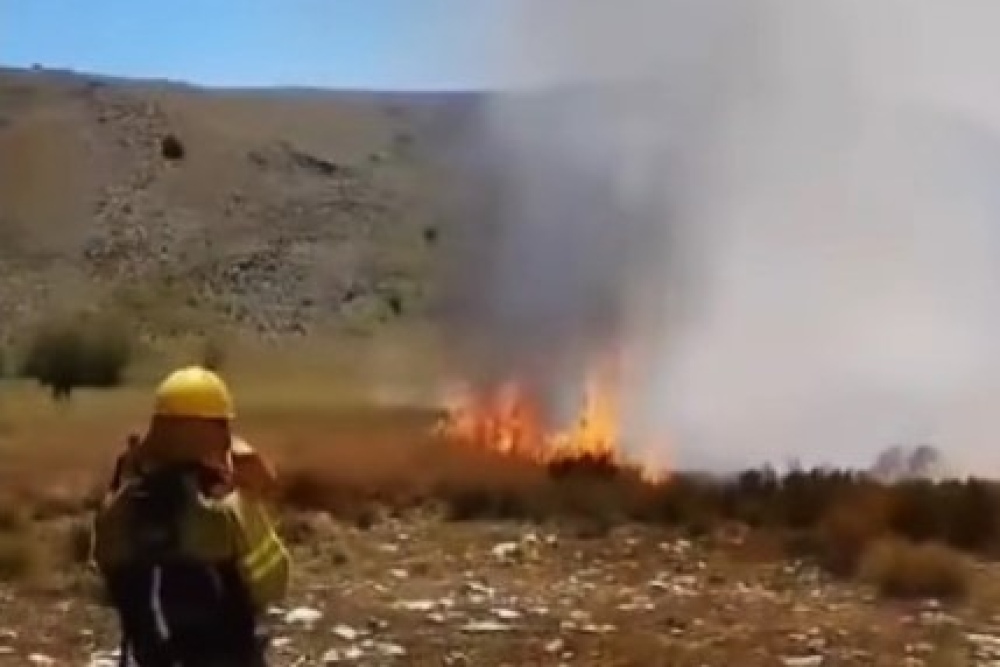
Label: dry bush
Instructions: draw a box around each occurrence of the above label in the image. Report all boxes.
[0,503,31,533]
[161,134,185,161]
[65,519,95,565]
[814,484,895,576]
[0,533,39,581]
[860,537,970,600]
[199,334,228,372]
[0,507,41,583]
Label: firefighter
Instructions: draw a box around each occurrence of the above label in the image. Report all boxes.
[92,366,291,667]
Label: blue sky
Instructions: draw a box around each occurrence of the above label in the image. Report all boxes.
[2,0,516,90]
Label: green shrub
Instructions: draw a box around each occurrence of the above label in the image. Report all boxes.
[20,315,132,399]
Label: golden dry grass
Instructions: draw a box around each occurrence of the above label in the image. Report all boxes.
[859,537,971,600]
[4,334,1000,591]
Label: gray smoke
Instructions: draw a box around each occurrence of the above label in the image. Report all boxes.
[437,0,1000,475]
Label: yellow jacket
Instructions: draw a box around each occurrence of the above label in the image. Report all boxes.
[93,476,291,613]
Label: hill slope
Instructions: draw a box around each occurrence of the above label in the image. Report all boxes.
[0,68,469,337]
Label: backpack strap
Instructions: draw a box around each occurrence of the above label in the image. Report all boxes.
[107,466,260,667]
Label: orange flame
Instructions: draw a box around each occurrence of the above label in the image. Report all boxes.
[437,356,667,483]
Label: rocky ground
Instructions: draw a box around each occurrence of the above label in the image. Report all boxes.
[0,514,997,666]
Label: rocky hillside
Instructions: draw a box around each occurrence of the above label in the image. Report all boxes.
[0,67,471,337]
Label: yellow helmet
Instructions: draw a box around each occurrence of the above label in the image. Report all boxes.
[153,366,235,420]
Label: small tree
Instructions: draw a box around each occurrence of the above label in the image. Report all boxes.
[20,316,132,401]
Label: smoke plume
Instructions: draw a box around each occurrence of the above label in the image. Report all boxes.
[437,0,1000,474]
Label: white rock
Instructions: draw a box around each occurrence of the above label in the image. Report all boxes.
[272,637,292,648]
[463,582,494,597]
[968,633,1000,647]
[581,624,617,634]
[494,609,522,620]
[395,599,436,612]
[545,639,565,654]
[376,642,407,657]
[781,657,823,667]
[462,620,511,633]
[333,625,359,641]
[322,649,343,663]
[285,607,323,626]
[492,542,519,560]
[344,646,364,660]
[0,647,12,655]
[390,568,409,580]
[28,655,55,666]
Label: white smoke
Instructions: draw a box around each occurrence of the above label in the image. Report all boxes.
[438,0,1000,475]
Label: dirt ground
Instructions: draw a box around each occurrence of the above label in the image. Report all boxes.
[0,512,998,667]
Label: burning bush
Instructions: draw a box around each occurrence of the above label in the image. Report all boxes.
[546,452,620,480]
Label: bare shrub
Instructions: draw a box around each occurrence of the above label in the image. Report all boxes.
[815,485,894,576]
[0,533,40,582]
[200,334,228,372]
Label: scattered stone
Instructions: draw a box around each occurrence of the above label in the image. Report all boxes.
[781,657,824,667]
[333,624,360,641]
[375,642,407,657]
[395,599,436,612]
[492,542,519,560]
[284,607,323,626]
[462,620,512,633]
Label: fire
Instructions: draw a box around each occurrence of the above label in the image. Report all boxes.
[437,357,667,483]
